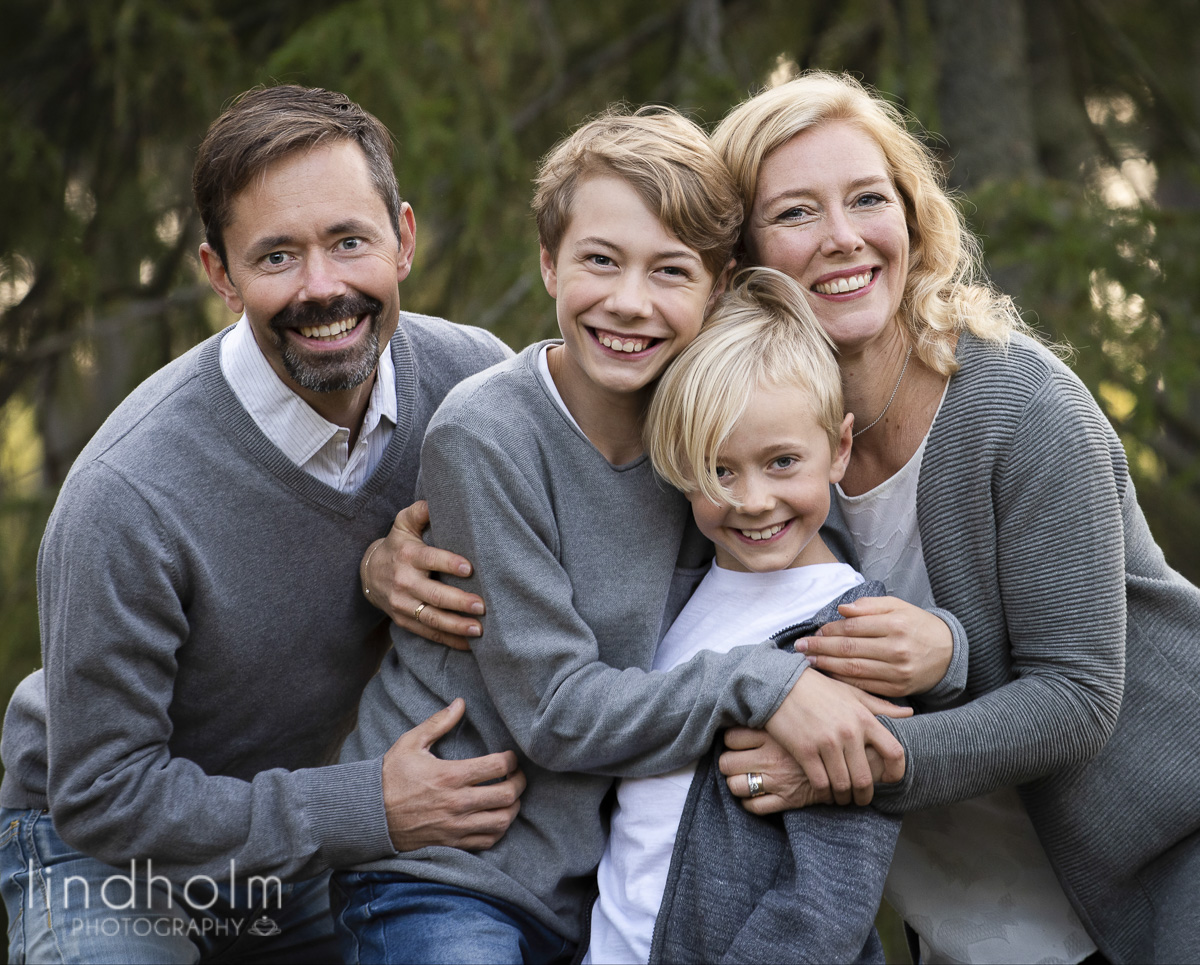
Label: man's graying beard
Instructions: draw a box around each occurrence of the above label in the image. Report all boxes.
[269,292,384,393]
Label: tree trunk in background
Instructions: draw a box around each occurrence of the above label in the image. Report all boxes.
[928,0,1039,189]
[1024,1,1096,181]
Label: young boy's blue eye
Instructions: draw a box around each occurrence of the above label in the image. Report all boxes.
[772,456,795,469]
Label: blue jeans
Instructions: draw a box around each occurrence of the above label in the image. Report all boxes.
[0,807,340,964]
[331,872,575,965]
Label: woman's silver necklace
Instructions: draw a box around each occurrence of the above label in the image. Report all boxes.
[853,346,913,439]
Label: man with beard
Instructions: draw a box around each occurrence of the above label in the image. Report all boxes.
[0,86,521,964]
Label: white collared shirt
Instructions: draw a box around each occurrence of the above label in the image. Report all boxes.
[219,316,396,492]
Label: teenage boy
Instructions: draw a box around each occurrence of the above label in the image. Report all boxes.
[334,109,915,964]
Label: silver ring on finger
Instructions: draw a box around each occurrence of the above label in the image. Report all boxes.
[413,602,427,622]
[747,772,765,798]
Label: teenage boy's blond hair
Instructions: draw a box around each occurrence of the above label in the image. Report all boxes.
[532,106,741,278]
[646,267,843,506]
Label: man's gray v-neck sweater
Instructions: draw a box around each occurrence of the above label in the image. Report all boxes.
[342,343,808,941]
[0,313,510,882]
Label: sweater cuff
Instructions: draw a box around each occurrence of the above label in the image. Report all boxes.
[742,645,809,728]
[870,716,915,814]
[917,607,969,707]
[298,757,396,869]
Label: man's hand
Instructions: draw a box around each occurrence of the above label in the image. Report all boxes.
[763,669,910,806]
[793,596,953,697]
[382,699,525,852]
[720,728,891,814]
[362,501,486,650]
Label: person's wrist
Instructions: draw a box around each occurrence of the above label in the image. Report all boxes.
[361,539,383,597]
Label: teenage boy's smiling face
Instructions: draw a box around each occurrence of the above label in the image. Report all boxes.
[540,175,719,402]
[690,383,853,573]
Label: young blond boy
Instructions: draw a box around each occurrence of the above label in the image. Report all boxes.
[334,113,911,964]
[586,268,921,963]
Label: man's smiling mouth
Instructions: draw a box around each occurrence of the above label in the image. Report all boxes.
[297,315,364,341]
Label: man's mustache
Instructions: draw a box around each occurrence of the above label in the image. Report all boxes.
[269,293,383,333]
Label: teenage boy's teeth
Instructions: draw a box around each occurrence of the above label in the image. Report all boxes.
[298,316,360,340]
[814,271,872,295]
[599,334,647,353]
[740,522,785,541]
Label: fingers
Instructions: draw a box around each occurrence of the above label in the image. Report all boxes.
[824,672,907,698]
[797,597,954,698]
[739,792,791,816]
[864,720,907,784]
[445,750,523,789]
[722,727,769,752]
[404,698,467,750]
[392,500,432,539]
[816,744,855,806]
[393,591,482,649]
[842,741,875,806]
[722,765,832,810]
[448,798,522,852]
[852,690,913,719]
[382,723,528,852]
[403,542,476,583]
[718,749,773,779]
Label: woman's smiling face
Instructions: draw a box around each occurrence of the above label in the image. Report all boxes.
[745,120,909,353]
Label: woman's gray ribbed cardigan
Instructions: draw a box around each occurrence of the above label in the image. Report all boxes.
[823,332,1200,963]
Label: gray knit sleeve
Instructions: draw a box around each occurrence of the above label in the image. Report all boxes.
[418,417,807,777]
[873,370,1126,812]
[41,462,395,880]
[916,606,969,707]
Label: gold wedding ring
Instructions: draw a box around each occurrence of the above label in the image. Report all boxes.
[413,603,427,622]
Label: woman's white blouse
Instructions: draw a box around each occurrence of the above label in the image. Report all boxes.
[835,393,1096,965]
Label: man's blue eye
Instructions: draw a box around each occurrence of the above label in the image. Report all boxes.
[266,252,286,265]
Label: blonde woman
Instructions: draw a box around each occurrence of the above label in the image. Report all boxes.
[711,72,1200,965]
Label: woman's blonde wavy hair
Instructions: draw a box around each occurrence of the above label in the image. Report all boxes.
[711,71,1022,375]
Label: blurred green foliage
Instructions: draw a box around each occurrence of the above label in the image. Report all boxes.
[1,2,1198,961]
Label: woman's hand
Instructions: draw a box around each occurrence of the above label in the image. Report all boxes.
[793,596,952,697]
[361,501,486,650]
[763,668,910,806]
[720,728,890,814]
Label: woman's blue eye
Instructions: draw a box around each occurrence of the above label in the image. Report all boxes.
[855,193,885,207]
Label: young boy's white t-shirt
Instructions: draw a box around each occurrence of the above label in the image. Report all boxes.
[584,560,864,964]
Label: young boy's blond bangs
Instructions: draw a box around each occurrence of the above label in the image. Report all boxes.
[647,268,843,506]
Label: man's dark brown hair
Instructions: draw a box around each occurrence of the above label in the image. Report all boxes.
[193,85,401,270]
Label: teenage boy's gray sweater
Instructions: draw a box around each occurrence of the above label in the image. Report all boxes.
[342,343,809,941]
[0,315,509,881]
